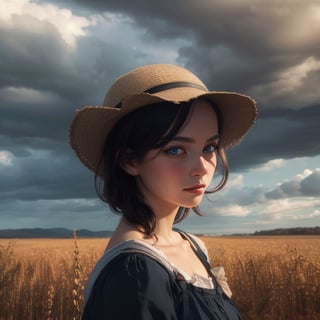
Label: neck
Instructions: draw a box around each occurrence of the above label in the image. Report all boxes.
[119,207,182,245]
[151,215,178,243]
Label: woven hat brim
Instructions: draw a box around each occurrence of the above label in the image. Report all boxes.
[70,90,257,174]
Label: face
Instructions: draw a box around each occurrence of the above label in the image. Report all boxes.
[127,100,219,215]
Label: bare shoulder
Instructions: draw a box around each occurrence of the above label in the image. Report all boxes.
[106,222,151,250]
[183,232,208,255]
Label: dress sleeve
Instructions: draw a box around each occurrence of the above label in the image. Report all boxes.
[82,253,178,320]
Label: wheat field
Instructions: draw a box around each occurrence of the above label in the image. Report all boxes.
[0,235,319,320]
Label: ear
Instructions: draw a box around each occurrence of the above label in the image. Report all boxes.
[121,161,139,176]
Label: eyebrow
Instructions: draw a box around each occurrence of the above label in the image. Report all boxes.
[170,134,220,143]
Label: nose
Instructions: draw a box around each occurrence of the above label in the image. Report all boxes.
[190,155,209,177]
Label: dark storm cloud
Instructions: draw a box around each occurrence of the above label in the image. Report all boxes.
[0,146,96,200]
[0,14,142,204]
[0,15,141,208]
[228,103,320,170]
[2,1,319,146]
[0,17,135,107]
[1,0,320,233]
[50,0,320,173]
[69,0,320,94]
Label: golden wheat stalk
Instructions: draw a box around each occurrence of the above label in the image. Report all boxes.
[72,229,84,320]
[47,283,54,320]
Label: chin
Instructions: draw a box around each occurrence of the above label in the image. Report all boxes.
[182,200,203,208]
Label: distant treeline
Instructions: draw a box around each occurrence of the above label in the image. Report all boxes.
[254,226,320,236]
[0,228,113,239]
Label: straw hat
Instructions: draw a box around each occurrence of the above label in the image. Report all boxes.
[70,64,257,174]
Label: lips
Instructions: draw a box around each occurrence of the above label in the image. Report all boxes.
[183,184,206,194]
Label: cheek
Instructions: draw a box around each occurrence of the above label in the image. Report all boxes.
[136,162,176,196]
[205,154,218,169]
[149,161,181,178]
[138,160,181,187]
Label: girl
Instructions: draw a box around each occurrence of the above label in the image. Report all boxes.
[70,64,257,319]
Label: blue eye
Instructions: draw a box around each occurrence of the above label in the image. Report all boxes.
[203,144,217,154]
[165,146,184,155]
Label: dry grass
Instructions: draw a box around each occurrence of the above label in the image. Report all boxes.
[203,236,320,320]
[0,235,319,319]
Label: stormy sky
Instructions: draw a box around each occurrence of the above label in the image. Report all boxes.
[0,0,319,234]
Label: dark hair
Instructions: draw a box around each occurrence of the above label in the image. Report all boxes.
[95,99,229,235]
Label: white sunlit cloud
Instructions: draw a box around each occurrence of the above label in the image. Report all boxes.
[0,86,64,105]
[262,198,320,219]
[296,168,314,180]
[225,174,243,188]
[207,204,250,217]
[254,168,320,222]
[219,205,250,217]
[292,209,320,220]
[208,174,244,198]
[267,168,320,198]
[203,166,320,227]
[0,150,14,167]
[0,0,96,48]
[242,198,320,229]
[254,158,286,172]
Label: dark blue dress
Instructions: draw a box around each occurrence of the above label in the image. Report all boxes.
[82,232,243,320]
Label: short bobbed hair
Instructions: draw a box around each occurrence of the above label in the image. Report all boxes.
[95,99,229,235]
